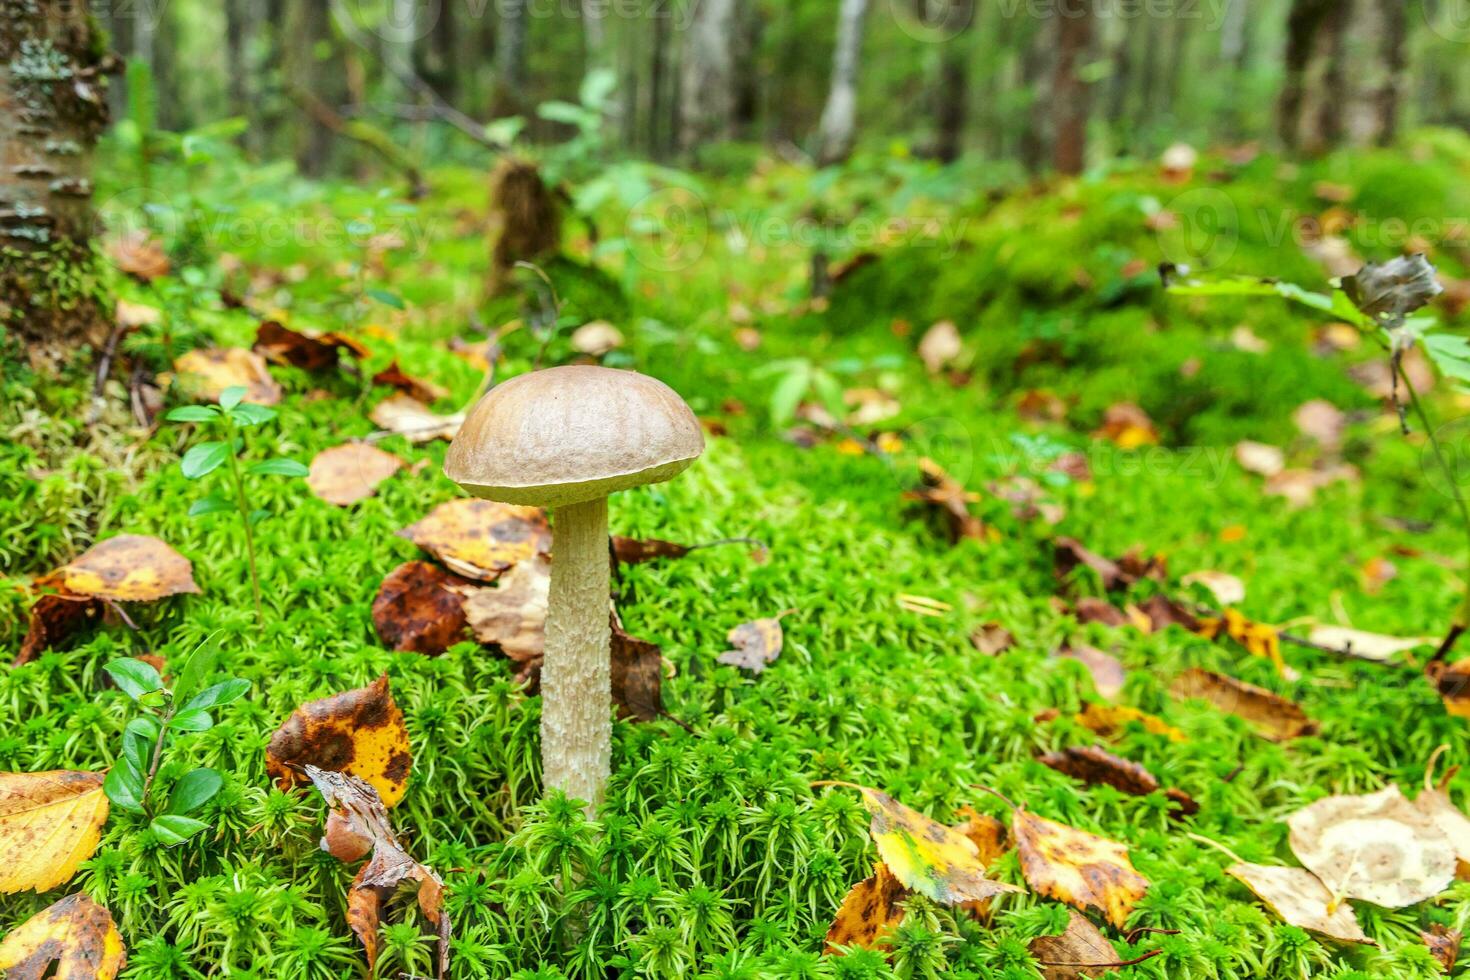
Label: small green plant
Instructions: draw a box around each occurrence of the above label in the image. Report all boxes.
[102,644,250,845]
[165,385,309,624]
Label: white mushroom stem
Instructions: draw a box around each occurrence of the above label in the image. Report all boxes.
[543,495,612,815]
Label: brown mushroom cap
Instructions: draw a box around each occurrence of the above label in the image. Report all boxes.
[444,365,705,507]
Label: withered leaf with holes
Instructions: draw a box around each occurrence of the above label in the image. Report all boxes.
[459,555,551,679]
[369,393,464,443]
[0,771,110,894]
[266,675,412,808]
[611,612,664,722]
[1225,862,1373,945]
[306,444,404,506]
[1013,809,1150,928]
[304,766,450,980]
[1039,745,1199,817]
[1029,910,1130,980]
[399,499,552,581]
[611,536,692,564]
[173,347,282,405]
[372,561,473,656]
[254,320,369,371]
[14,590,102,667]
[823,862,907,954]
[716,613,791,674]
[373,361,448,404]
[1287,785,1455,909]
[49,535,201,602]
[0,893,126,979]
[855,788,1021,905]
[1170,668,1316,740]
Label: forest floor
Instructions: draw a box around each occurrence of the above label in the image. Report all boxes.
[7,130,1470,979]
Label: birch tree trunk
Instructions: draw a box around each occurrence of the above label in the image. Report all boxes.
[815,0,870,166]
[1051,3,1094,175]
[679,0,736,154]
[0,0,111,359]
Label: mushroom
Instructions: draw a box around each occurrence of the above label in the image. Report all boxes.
[444,365,704,812]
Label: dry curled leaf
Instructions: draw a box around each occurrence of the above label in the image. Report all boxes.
[1225,863,1373,945]
[1030,910,1136,980]
[0,893,126,979]
[49,535,201,602]
[369,393,465,443]
[1013,809,1149,928]
[823,862,907,954]
[1075,702,1186,742]
[373,361,448,404]
[1054,644,1126,699]
[400,499,552,581]
[459,555,551,679]
[856,788,1021,905]
[266,675,412,808]
[611,536,692,564]
[1428,659,1470,719]
[1287,785,1456,909]
[306,443,404,506]
[173,347,282,405]
[304,766,450,979]
[371,561,473,656]
[1342,254,1444,324]
[1040,746,1198,817]
[1422,923,1462,974]
[716,612,792,674]
[254,320,369,371]
[15,590,102,667]
[0,771,109,894]
[1170,668,1316,740]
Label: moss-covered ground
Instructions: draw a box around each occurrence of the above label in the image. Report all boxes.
[8,130,1470,978]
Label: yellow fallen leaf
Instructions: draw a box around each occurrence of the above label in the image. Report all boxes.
[0,893,126,977]
[823,862,907,954]
[0,771,110,894]
[266,675,412,807]
[173,347,282,405]
[399,499,551,581]
[1195,609,1287,675]
[1013,809,1149,928]
[1074,702,1187,743]
[50,535,201,602]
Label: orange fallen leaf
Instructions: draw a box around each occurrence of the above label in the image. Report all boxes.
[904,459,988,543]
[372,561,473,656]
[1195,609,1285,674]
[1170,668,1316,740]
[266,675,412,808]
[0,893,126,978]
[107,229,169,282]
[1013,809,1150,928]
[173,347,282,405]
[824,862,907,954]
[400,499,551,582]
[0,771,110,894]
[254,320,369,371]
[716,611,793,674]
[49,535,201,602]
[611,536,692,564]
[373,361,448,404]
[369,394,464,443]
[306,444,404,506]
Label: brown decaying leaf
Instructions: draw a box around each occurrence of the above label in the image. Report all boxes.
[824,862,907,954]
[1139,594,1200,632]
[905,459,988,543]
[1055,644,1125,700]
[15,590,102,666]
[1039,745,1199,817]
[1075,702,1186,742]
[1053,538,1126,591]
[373,361,449,404]
[952,806,1011,868]
[254,320,369,371]
[971,623,1014,656]
[1092,402,1158,448]
[400,499,552,581]
[1427,659,1470,720]
[1287,785,1456,909]
[611,536,692,564]
[173,347,283,405]
[716,612,791,674]
[1072,597,1129,628]
[0,893,126,979]
[1294,399,1346,449]
[611,612,664,722]
[266,675,412,808]
[1225,863,1373,945]
[306,443,404,506]
[1013,809,1150,928]
[1423,923,1462,974]
[372,561,473,656]
[0,771,110,894]
[107,229,169,281]
[459,555,551,677]
[304,766,450,980]
[1029,910,1129,980]
[1169,668,1316,741]
[369,393,465,443]
[50,535,201,602]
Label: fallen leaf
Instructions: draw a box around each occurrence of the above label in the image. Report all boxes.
[570,320,624,357]
[1170,668,1316,740]
[1429,659,1470,719]
[0,893,126,978]
[823,862,907,954]
[856,788,1021,905]
[1294,399,1346,449]
[1030,910,1133,980]
[1195,609,1284,673]
[49,535,201,602]
[1054,538,1126,591]
[1234,440,1285,477]
[0,771,109,894]
[952,806,1011,867]
[306,444,404,506]
[1040,746,1199,816]
[14,590,103,666]
[107,229,169,281]
[266,675,412,807]
[1018,388,1067,423]
[459,555,551,676]
[716,612,791,674]
[1139,594,1201,632]
[373,361,448,405]
[1075,702,1186,742]
[1093,403,1158,449]
[1225,863,1372,944]
[1013,809,1149,927]
[917,320,962,374]
[400,499,551,582]
[1288,786,1456,909]
[304,766,450,979]
[1414,774,1470,877]
[1230,325,1270,353]
[1072,597,1129,628]
[173,347,282,405]
[1055,644,1126,699]
[113,298,160,329]
[1181,570,1245,606]
[1359,556,1397,595]
[971,623,1014,656]
[1423,924,1461,974]
[372,561,473,656]
[904,459,988,543]
[254,320,368,371]
[369,394,465,443]
[1308,626,1430,662]
[611,536,692,564]
[611,612,664,721]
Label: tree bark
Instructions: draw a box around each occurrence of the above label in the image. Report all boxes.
[223,0,256,150]
[284,0,336,176]
[815,0,870,166]
[0,0,111,357]
[731,0,761,139]
[1342,0,1407,146]
[495,0,528,117]
[1279,0,1346,154]
[1051,3,1094,175]
[933,41,968,163]
[679,0,736,155]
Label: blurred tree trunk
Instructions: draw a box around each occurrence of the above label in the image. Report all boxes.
[1017,23,1050,173]
[418,1,460,103]
[1280,0,1403,154]
[815,0,870,166]
[0,0,112,359]
[582,0,607,70]
[933,43,968,163]
[1052,5,1094,175]
[679,0,736,155]
[1341,0,1407,146]
[496,0,528,116]
[285,0,337,175]
[105,0,134,118]
[1279,0,1346,153]
[732,0,761,140]
[648,6,670,158]
[152,0,179,129]
[224,0,258,151]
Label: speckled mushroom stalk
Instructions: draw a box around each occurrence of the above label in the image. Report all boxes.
[444,366,704,815]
